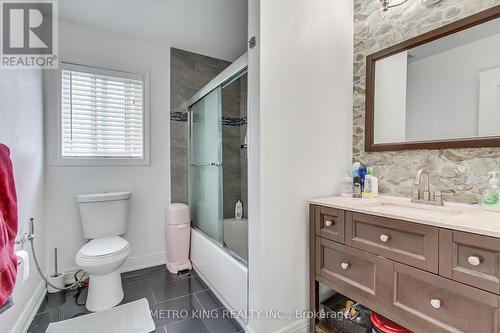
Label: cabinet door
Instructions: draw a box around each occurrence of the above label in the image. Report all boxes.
[315,206,345,243]
[346,212,439,273]
[440,229,500,294]
[315,237,393,309]
[393,263,500,333]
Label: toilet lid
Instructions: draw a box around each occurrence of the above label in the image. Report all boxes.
[79,236,129,259]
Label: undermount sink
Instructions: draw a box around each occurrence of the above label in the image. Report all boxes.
[369,202,463,219]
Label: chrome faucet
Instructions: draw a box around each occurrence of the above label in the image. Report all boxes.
[411,169,443,206]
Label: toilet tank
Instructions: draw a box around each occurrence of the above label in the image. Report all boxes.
[77,192,131,239]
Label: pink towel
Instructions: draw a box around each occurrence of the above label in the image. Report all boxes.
[0,144,18,307]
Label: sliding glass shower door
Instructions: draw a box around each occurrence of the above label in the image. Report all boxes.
[189,87,223,242]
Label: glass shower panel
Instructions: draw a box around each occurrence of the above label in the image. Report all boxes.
[189,87,223,242]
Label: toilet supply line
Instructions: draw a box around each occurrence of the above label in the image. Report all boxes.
[26,218,87,291]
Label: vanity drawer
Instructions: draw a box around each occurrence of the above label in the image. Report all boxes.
[393,263,500,333]
[315,237,392,308]
[314,206,345,243]
[440,230,500,294]
[345,212,439,273]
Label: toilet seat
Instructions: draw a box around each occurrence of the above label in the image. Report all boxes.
[78,236,129,259]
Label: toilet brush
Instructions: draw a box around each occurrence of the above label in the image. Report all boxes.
[47,248,65,293]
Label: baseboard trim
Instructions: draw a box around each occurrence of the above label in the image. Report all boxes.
[14,281,46,333]
[245,319,309,333]
[274,319,309,333]
[62,252,167,284]
[120,252,167,273]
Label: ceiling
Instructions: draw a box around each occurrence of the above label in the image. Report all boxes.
[59,0,248,62]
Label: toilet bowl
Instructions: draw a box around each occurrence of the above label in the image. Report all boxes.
[76,236,130,312]
[75,192,131,312]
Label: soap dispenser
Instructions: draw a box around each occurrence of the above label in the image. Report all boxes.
[482,171,500,211]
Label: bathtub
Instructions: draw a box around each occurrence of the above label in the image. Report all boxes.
[223,218,248,261]
[190,226,248,316]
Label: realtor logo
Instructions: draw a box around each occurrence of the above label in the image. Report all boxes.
[1,0,58,68]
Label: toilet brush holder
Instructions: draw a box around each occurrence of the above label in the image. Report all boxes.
[47,273,65,293]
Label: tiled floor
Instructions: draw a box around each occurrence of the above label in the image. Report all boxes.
[28,266,244,333]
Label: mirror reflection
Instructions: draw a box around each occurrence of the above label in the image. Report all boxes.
[374,18,500,144]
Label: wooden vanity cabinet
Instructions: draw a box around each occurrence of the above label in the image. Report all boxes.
[315,237,393,308]
[440,229,500,294]
[310,204,500,333]
[315,206,345,243]
[345,212,439,273]
[393,263,500,333]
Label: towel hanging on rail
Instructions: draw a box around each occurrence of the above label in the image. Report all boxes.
[0,144,18,309]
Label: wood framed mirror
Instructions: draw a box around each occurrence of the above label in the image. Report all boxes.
[365,5,500,152]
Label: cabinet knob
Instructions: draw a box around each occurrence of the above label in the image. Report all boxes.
[430,299,441,309]
[325,220,333,227]
[341,262,350,270]
[467,256,481,266]
[380,234,390,243]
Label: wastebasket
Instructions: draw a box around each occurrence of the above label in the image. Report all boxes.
[165,203,192,274]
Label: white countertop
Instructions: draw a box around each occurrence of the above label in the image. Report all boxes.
[309,195,500,238]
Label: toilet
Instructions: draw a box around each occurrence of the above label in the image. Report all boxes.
[75,192,131,312]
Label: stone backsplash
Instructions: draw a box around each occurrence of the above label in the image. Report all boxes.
[353,0,500,204]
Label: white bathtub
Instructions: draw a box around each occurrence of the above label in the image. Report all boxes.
[223,218,248,261]
[190,228,248,315]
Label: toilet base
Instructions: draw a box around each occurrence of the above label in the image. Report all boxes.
[86,271,124,312]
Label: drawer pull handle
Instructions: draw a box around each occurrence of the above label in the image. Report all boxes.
[380,234,390,243]
[430,299,441,309]
[468,256,481,266]
[341,262,350,270]
[325,220,333,227]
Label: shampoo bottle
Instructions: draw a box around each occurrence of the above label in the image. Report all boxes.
[364,167,378,199]
[235,201,243,220]
[482,172,500,211]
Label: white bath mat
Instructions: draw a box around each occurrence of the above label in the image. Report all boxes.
[46,298,155,333]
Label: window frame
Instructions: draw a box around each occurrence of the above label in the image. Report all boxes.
[50,62,150,166]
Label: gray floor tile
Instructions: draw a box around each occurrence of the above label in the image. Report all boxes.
[27,310,62,333]
[194,290,224,311]
[200,309,243,333]
[121,286,156,306]
[150,294,203,326]
[27,266,239,333]
[165,318,211,333]
[153,326,167,333]
[152,276,209,303]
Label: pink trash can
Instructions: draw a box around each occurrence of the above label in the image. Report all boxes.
[165,203,192,274]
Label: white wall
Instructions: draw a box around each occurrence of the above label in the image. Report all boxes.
[406,33,500,141]
[248,0,353,332]
[374,51,408,144]
[0,70,46,332]
[45,20,170,272]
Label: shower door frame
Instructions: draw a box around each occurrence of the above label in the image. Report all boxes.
[187,54,248,264]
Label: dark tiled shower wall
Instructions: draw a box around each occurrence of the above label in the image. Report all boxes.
[170,48,230,203]
[170,49,248,219]
[222,74,248,219]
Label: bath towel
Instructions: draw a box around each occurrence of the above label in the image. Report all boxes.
[0,144,18,309]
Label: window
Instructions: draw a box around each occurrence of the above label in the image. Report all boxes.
[57,63,149,165]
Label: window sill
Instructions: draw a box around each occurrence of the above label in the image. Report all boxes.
[51,157,150,167]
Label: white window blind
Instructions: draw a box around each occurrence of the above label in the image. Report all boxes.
[61,64,145,159]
